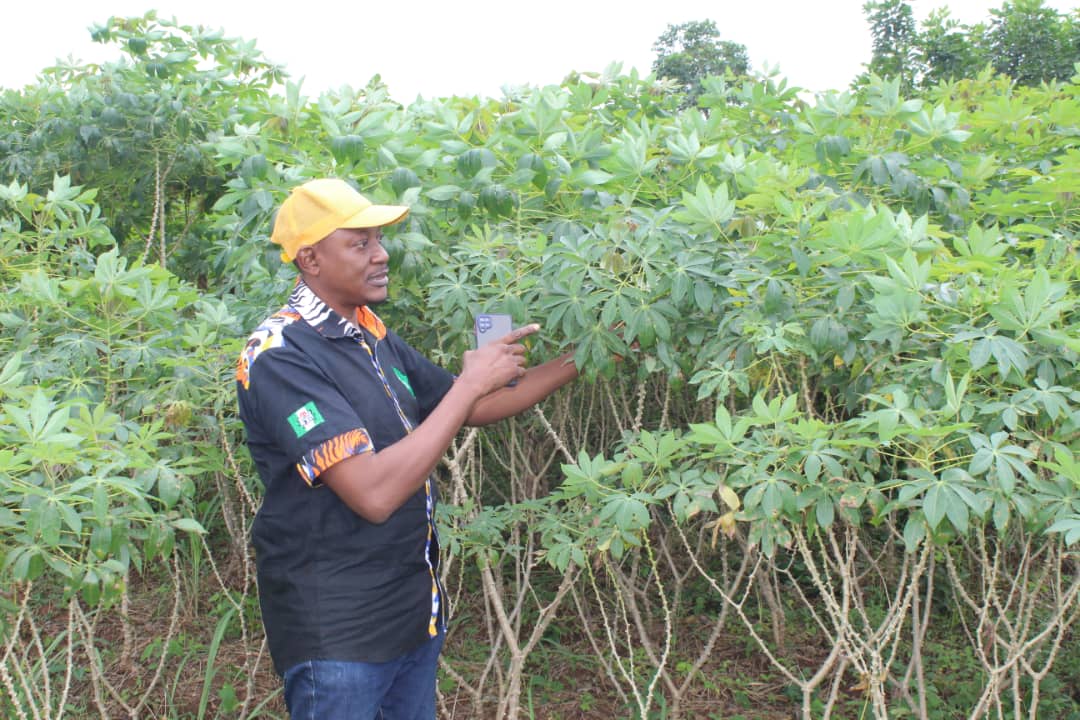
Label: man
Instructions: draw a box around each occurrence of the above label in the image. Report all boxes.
[235,178,578,719]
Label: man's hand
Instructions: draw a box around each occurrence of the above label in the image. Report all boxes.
[458,324,541,397]
[322,322,566,522]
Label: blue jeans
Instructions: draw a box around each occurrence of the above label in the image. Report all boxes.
[282,632,445,720]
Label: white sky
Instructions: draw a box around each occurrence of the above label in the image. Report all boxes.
[2,1,1077,100]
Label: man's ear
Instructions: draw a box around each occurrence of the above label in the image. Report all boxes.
[294,246,319,275]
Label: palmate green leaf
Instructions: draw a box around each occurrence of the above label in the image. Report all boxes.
[954,223,1008,260]
[56,498,82,536]
[987,267,1068,336]
[815,498,836,529]
[0,178,29,204]
[0,449,30,479]
[1045,516,1080,546]
[907,104,970,143]
[8,546,45,582]
[1032,329,1080,354]
[0,353,26,395]
[686,423,730,451]
[598,493,651,533]
[750,393,799,426]
[970,336,1029,378]
[921,476,977,534]
[1037,446,1080,489]
[802,446,847,485]
[3,391,81,450]
[671,489,710,522]
[133,277,177,315]
[94,481,110,524]
[903,513,927,550]
[627,430,682,471]
[18,269,63,306]
[574,169,614,187]
[608,127,656,177]
[1012,379,1077,422]
[945,492,969,534]
[155,466,182,509]
[665,130,719,165]
[923,484,948,530]
[90,523,112,559]
[170,518,207,535]
[809,316,849,356]
[969,431,1036,494]
[561,451,607,487]
[942,371,971,415]
[38,501,62,546]
[884,252,930,294]
[687,416,743,452]
[992,497,1010,531]
[752,478,797,519]
[543,536,584,573]
[672,178,735,233]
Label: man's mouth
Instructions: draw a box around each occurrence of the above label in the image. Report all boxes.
[369,272,389,287]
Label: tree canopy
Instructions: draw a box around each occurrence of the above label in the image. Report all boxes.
[651,20,750,107]
[864,0,1080,89]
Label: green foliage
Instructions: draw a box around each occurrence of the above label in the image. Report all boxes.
[2,11,1079,717]
[0,12,284,277]
[863,0,1080,89]
[0,180,228,611]
[984,0,1080,85]
[864,0,920,92]
[652,20,750,108]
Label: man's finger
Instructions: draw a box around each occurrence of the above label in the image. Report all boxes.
[501,323,540,343]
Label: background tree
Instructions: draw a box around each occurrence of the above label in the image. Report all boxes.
[863,0,1080,89]
[652,19,749,107]
[981,0,1079,85]
[918,8,986,86]
[863,0,920,91]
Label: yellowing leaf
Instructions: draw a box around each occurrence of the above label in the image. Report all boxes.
[717,483,740,512]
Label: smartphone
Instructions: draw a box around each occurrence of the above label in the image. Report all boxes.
[474,313,517,386]
[474,313,514,348]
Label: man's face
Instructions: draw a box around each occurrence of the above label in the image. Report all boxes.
[304,226,391,311]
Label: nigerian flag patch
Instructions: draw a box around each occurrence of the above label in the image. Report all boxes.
[287,401,325,438]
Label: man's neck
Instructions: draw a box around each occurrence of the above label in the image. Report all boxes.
[300,277,358,324]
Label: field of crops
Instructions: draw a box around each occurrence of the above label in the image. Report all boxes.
[1,14,1078,719]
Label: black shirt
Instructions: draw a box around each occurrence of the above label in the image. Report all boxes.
[236,280,455,674]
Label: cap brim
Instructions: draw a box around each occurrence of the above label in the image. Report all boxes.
[340,204,409,229]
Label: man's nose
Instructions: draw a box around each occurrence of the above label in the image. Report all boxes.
[372,241,390,263]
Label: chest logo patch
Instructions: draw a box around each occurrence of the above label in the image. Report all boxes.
[392,367,415,397]
[287,401,325,438]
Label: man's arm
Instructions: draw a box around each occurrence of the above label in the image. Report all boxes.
[320,325,537,523]
[465,352,578,426]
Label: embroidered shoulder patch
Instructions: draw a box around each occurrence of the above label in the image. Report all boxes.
[236,308,301,389]
[287,401,325,438]
[392,367,415,397]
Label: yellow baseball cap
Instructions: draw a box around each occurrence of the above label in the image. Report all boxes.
[270,178,409,262]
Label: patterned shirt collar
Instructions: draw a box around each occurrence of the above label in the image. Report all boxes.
[288,279,387,340]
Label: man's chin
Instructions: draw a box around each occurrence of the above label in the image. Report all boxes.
[367,292,389,306]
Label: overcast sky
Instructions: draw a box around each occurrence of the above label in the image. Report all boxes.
[2,1,1076,100]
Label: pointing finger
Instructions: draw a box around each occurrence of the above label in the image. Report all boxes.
[501,324,540,343]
